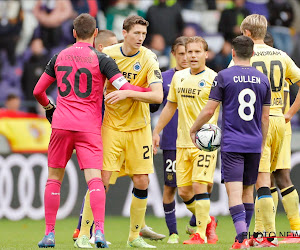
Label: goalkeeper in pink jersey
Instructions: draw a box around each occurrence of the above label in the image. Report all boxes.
[33,13,150,249]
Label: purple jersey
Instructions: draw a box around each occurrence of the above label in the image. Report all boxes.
[161,68,178,150]
[209,65,271,153]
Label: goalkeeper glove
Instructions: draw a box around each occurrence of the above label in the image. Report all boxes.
[43,99,56,124]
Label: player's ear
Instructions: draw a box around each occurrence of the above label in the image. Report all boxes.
[94,28,98,37]
[73,29,77,39]
[232,48,235,58]
[205,51,208,59]
[244,29,252,37]
[122,29,127,38]
[97,44,103,52]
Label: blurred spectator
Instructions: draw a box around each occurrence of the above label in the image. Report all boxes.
[206,49,217,72]
[213,40,232,72]
[0,0,24,66]
[146,0,184,52]
[32,0,74,50]
[182,23,203,37]
[106,0,145,40]
[71,0,98,17]
[21,38,51,113]
[218,0,250,41]
[245,0,269,19]
[268,0,294,55]
[148,34,169,71]
[4,93,21,111]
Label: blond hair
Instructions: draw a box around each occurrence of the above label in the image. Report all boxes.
[185,36,208,51]
[240,14,268,40]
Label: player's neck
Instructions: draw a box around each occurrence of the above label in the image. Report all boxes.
[76,38,94,46]
[233,58,251,67]
[252,39,265,44]
[190,66,205,75]
[121,42,139,56]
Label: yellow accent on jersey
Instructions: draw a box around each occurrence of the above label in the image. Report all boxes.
[283,81,291,135]
[167,67,219,148]
[251,44,300,116]
[102,44,162,131]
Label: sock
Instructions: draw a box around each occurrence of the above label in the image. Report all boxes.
[129,188,148,242]
[163,200,178,235]
[229,204,247,243]
[195,193,210,240]
[256,187,276,238]
[88,178,106,234]
[132,188,146,229]
[44,179,61,235]
[254,196,264,234]
[281,186,300,231]
[78,189,94,238]
[243,203,254,232]
[184,196,196,215]
[271,187,278,216]
[189,215,196,227]
[77,194,85,230]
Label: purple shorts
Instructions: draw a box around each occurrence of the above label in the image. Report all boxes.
[221,152,261,185]
[163,150,177,187]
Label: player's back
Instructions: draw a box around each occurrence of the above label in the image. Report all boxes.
[216,65,270,152]
[48,42,106,134]
[251,44,300,116]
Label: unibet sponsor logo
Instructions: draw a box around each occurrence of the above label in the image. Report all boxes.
[177,87,201,98]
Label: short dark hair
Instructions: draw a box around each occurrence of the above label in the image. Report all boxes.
[232,35,254,60]
[123,15,149,32]
[73,13,96,40]
[264,32,274,47]
[185,36,208,51]
[6,93,20,101]
[171,36,188,52]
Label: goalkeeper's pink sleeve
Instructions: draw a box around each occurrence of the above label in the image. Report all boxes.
[33,73,56,106]
[109,73,151,92]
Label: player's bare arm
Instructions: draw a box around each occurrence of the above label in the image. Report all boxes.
[261,105,270,152]
[152,101,177,155]
[105,82,163,104]
[285,80,300,123]
[190,100,220,146]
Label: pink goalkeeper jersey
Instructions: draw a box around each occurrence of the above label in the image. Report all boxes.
[44,42,120,134]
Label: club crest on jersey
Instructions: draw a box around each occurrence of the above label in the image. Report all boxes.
[198,80,206,88]
[133,62,142,72]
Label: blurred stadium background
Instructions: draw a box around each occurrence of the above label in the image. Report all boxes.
[1,0,300,248]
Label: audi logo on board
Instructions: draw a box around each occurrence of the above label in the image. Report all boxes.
[0,154,78,220]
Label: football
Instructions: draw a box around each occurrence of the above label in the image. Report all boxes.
[195,124,221,152]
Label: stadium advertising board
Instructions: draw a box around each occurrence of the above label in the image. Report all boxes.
[1,152,300,220]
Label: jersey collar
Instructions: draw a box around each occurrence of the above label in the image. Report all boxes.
[120,47,140,57]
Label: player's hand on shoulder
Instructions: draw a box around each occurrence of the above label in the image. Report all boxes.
[105,90,131,104]
[43,99,56,124]
[152,132,160,155]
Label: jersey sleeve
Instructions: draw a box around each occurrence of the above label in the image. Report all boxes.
[45,54,58,77]
[147,55,163,85]
[209,75,223,102]
[167,73,177,103]
[97,52,121,80]
[284,54,300,85]
[284,80,290,92]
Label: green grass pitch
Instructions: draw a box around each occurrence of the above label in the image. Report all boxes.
[0,213,299,249]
